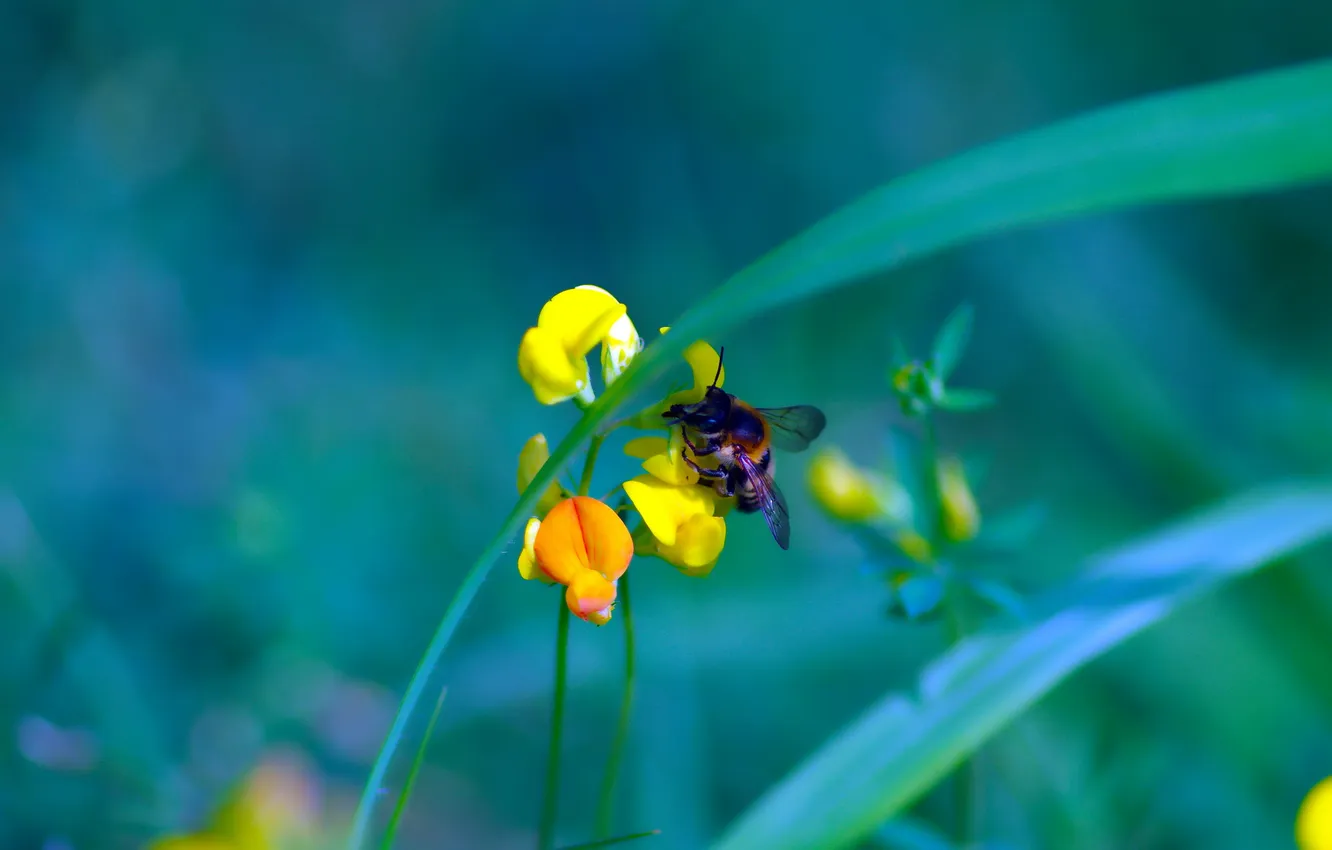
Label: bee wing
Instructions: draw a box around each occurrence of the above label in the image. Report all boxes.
[737,451,791,550]
[756,405,827,453]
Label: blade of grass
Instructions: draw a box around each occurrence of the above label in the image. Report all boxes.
[379,687,447,850]
[349,58,1332,847]
[558,829,662,850]
[712,485,1332,850]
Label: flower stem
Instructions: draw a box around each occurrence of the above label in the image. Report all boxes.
[921,409,975,845]
[538,599,572,850]
[919,412,943,543]
[595,573,636,837]
[580,434,606,497]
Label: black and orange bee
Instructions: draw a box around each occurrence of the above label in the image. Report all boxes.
[662,348,826,549]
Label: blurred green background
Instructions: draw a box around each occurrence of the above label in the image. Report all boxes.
[4,1,1332,848]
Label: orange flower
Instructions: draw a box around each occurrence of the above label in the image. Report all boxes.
[533,496,634,625]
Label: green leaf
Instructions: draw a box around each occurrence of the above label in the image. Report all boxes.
[711,485,1332,850]
[351,59,1332,846]
[380,687,447,850]
[934,388,995,412]
[930,304,974,381]
[897,575,946,619]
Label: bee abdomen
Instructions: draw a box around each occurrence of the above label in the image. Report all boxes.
[734,449,772,514]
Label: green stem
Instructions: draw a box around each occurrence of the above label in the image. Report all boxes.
[922,409,975,845]
[595,573,636,837]
[539,601,572,850]
[919,412,942,544]
[580,434,607,497]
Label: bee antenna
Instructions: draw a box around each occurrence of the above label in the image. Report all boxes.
[711,346,725,389]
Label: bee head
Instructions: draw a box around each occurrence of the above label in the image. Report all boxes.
[664,386,731,432]
[662,346,729,430]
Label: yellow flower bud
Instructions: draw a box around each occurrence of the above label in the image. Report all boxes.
[517,434,563,516]
[894,529,934,564]
[938,456,980,542]
[1298,776,1332,850]
[807,447,903,524]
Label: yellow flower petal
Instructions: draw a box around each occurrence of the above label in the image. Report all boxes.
[517,518,553,583]
[517,434,563,516]
[518,326,589,405]
[1298,777,1332,850]
[566,571,617,625]
[939,456,980,542]
[683,339,724,392]
[641,428,703,486]
[534,496,634,585]
[623,475,714,547]
[655,514,726,576]
[538,288,625,352]
[579,286,642,387]
[624,436,668,459]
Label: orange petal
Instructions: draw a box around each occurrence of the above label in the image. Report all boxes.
[566,571,617,625]
[534,496,634,585]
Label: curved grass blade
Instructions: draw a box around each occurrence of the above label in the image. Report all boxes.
[379,687,447,850]
[350,58,1332,847]
[558,829,662,850]
[712,485,1332,850]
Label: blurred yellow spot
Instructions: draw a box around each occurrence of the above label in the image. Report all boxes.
[807,447,902,524]
[1298,776,1332,850]
[938,456,980,542]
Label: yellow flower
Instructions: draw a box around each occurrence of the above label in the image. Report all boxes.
[623,465,726,576]
[807,447,906,524]
[149,754,320,850]
[938,455,980,542]
[654,513,727,577]
[516,517,553,584]
[517,286,641,405]
[532,496,634,624]
[1298,776,1332,850]
[517,433,564,517]
[209,755,319,850]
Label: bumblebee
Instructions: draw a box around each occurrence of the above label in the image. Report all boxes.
[662,348,826,549]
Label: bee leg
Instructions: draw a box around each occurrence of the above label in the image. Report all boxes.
[683,452,727,480]
[680,428,720,456]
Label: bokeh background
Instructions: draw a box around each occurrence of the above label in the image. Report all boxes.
[4,1,1332,848]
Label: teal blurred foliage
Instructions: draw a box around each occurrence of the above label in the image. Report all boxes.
[3,1,1332,848]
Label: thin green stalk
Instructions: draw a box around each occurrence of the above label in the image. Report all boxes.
[380,687,448,850]
[580,434,607,497]
[921,409,975,846]
[918,412,943,544]
[595,573,636,837]
[539,601,573,850]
